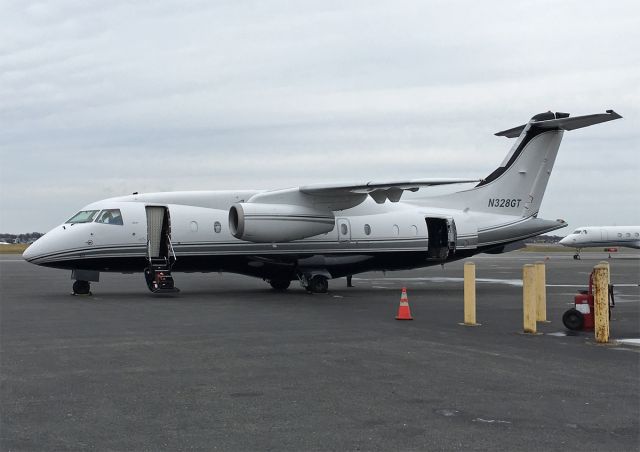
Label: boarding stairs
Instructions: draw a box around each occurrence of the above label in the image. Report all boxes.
[145,240,179,294]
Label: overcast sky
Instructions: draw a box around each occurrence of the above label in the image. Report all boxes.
[1,0,638,234]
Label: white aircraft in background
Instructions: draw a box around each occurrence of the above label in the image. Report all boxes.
[560,226,640,259]
[23,110,621,295]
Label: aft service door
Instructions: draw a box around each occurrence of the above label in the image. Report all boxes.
[425,217,456,260]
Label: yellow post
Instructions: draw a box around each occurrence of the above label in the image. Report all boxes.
[599,260,611,294]
[535,261,547,322]
[523,264,537,334]
[463,262,477,325]
[593,264,610,343]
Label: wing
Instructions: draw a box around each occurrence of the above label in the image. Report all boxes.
[230,178,479,242]
[248,178,480,210]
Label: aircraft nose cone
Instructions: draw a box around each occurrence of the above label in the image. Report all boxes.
[22,231,55,263]
[22,239,41,262]
[559,236,574,246]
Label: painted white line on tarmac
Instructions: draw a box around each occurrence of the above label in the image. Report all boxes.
[366,276,524,286]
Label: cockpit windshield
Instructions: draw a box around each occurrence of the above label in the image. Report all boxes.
[66,210,99,224]
[95,209,123,225]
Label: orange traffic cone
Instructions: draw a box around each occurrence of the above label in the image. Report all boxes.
[395,287,413,320]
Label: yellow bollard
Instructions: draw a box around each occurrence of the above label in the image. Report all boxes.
[523,264,537,334]
[535,261,548,322]
[463,262,479,326]
[593,264,610,343]
[599,260,611,296]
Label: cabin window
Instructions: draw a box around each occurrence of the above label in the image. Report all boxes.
[364,224,371,235]
[411,225,418,236]
[618,233,623,238]
[626,233,631,238]
[95,209,123,225]
[214,221,222,233]
[66,210,100,224]
[393,224,399,236]
[341,223,348,235]
[190,221,198,232]
[635,233,639,238]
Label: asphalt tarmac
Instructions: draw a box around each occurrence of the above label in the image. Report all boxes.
[1,251,639,451]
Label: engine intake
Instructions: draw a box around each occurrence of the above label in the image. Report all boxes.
[229,203,335,243]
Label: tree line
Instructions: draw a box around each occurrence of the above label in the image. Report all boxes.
[0,232,44,243]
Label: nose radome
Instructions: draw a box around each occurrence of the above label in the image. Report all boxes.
[22,231,52,262]
[22,239,39,261]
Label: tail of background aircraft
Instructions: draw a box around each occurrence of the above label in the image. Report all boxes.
[427,110,622,217]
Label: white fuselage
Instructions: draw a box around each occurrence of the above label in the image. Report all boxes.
[560,226,640,250]
[21,189,564,275]
[21,110,621,293]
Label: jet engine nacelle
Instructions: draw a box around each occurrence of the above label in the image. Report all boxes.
[229,203,335,243]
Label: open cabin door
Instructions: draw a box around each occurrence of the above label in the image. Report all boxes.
[144,206,179,293]
[425,217,457,261]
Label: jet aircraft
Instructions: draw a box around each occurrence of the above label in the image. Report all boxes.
[23,110,622,294]
[560,225,640,259]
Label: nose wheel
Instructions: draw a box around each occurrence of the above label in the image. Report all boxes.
[72,280,92,296]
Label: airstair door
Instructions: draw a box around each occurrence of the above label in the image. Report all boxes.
[146,206,166,258]
[144,206,179,294]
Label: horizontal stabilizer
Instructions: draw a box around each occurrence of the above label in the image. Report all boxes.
[495,110,622,138]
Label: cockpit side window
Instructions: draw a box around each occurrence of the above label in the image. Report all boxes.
[66,210,99,224]
[95,209,124,225]
[572,229,581,234]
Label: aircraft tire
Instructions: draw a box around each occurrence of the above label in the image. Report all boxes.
[73,280,91,295]
[562,308,584,331]
[269,279,291,291]
[573,254,580,260]
[309,275,329,293]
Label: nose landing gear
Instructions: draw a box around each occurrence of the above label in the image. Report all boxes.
[70,269,99,296]
[72,280,92,296]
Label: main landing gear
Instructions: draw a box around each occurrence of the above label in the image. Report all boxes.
[269,272,330,293]
[269,279,291,291]
[307,275,329,293]
[297,273,329,293]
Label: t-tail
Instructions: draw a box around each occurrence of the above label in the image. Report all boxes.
[422,110,622,250]
[429,110,622,218]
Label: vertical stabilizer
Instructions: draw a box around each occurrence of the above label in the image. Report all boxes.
[426,110,621,217]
